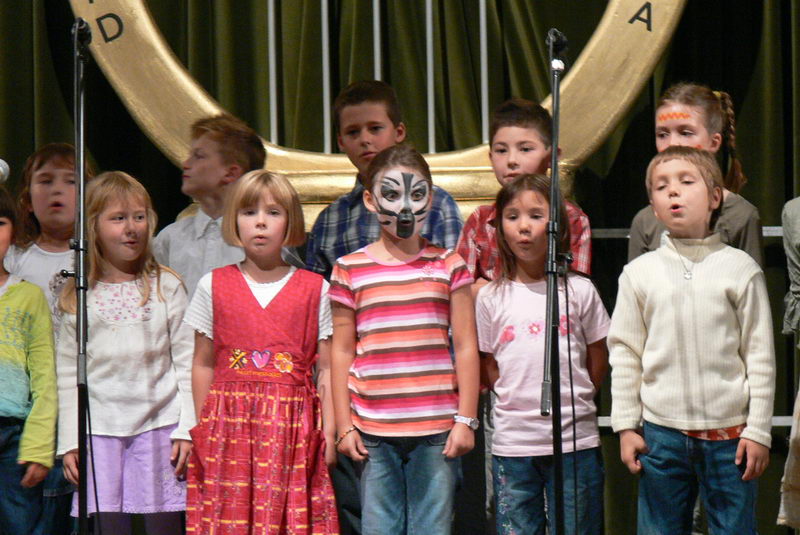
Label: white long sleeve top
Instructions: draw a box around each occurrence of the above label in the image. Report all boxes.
[609,234,775,447]
[56,271,195,454]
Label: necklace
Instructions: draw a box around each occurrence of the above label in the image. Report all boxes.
[670,237,700,280]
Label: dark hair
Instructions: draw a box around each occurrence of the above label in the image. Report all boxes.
[0,185,17,244]
[191,114,266,172]
[658,82,747,193]
[489,98,553,147]
[364,144,432,192]
[333,80,403,132]
[495,174,569,281]
[17,143,96,248]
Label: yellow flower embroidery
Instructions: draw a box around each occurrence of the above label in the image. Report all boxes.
[228,349,248,369]
[273,352,293,373]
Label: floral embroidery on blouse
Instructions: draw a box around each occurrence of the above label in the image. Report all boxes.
[93,279,152,322]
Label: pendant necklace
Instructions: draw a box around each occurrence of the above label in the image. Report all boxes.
[671,237,699,280]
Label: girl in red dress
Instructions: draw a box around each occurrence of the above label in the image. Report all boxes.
[185,170,338,534]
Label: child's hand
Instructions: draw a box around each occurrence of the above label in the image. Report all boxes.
[324,432,338,468]
[337,430,368,462]
[443,423,474,459]
[735,438,769,481]
[620,429,648,474]
[171,439,193,478]
[18,461,48,487]
[63,450,79,485]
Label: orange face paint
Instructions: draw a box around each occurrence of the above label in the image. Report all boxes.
[657,112,692,122]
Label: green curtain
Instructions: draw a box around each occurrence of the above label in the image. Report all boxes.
[1,1,799,533]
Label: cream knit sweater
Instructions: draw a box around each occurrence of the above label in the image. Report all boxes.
[609,233,775,447]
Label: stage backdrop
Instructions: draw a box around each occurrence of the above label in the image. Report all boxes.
[0,1,798,533]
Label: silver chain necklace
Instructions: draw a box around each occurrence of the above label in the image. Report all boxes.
[671,237,700,280]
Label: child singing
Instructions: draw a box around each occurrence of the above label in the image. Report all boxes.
[610,146,775,534]
[185,170,339,534]
[475,174,609,535]
[330,144,479,535]
[57,172,194,535]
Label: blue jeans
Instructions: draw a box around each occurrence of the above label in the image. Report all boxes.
[33,458,75,535]
[359,430,458,535]
[0,417,44,534]
[493,447,604,535]
[638,421,757,535]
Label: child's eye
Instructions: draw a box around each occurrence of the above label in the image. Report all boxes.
[369,125,384,133]
[680,129,695,136]
[134,214,147,222]
[269,209,282,216]
[492,147,507,154]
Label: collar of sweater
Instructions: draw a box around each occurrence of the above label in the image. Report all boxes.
[664,232,723,264]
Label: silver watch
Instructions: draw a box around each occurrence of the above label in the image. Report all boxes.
[454,414,479,430]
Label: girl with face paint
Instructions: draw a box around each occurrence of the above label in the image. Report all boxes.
[329,144,480,534]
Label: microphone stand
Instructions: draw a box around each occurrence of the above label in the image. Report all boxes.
[70,18,92,535]
[540,27,567,535]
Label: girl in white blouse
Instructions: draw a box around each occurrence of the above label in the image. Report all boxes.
[56,171,194,535]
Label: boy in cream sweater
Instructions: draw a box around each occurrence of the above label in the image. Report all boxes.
[609,146,774,534]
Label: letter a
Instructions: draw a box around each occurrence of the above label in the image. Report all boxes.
[628,2,653,32]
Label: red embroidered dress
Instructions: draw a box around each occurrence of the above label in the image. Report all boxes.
[187,266,338,534]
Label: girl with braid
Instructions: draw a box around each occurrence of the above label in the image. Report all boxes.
[627,82,763,265]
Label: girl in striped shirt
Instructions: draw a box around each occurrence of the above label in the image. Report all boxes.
[330,144,480,534]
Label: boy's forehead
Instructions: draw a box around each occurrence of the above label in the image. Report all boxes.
[191,132,222,151]
[492,125,548,145]
[339,101,392,127]
[654,158,701,176]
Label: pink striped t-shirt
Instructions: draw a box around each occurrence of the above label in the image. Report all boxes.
[329,243,473,437]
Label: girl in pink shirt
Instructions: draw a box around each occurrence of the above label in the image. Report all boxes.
[475,174,610,535]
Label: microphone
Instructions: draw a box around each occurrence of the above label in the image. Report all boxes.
[546,28,568,56]
[0,159,9,183]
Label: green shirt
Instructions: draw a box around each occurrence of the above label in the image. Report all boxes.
[0,276,56,467]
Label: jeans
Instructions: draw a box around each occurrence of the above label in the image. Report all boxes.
[359,430,458,535]
[493,447,604,535]
[32,458,75,535]
[331,453,362,534]
[638,421,757,535]
[0,417,44,535]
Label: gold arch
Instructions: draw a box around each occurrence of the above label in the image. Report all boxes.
[68,0,685,227]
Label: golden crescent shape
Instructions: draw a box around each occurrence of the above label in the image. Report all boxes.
[68,0,685,226]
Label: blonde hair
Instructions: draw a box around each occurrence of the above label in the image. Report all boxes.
[221,170,305,248]
[59,171,176,314]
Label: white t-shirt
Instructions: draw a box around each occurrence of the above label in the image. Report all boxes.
[4,244,71,308]
[476,275,610,457]
[184,265,332,341]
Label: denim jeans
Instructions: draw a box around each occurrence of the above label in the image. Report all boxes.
[492,447,604,535]
[638,421,757,535]
[33,458,75,535]
[0,417,44,534]
[359,430,458,535]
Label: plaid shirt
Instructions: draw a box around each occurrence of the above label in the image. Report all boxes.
[456,201,592,281]
[306,179,464,279]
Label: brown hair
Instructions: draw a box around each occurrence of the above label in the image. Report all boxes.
[364,144,432,192]
[0,186,17,245]
[658,82,747,193]
[16,143,95,248]
[191,114,266,173]
[645,146,723,227]
[59,171,176,314]
[495,174,570,281]
[489,98,553,147]
[333,80,403,132]
[221,170,305,249]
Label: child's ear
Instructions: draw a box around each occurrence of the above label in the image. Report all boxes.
[709,132,723,153]
[710,186,722,210]
[222,164,244,185]
[363,189,378,214]
[395,122,407,143]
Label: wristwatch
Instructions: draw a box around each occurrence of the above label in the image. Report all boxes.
[453,414,480,430]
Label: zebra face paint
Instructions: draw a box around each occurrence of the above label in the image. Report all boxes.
[373,170,431,239]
